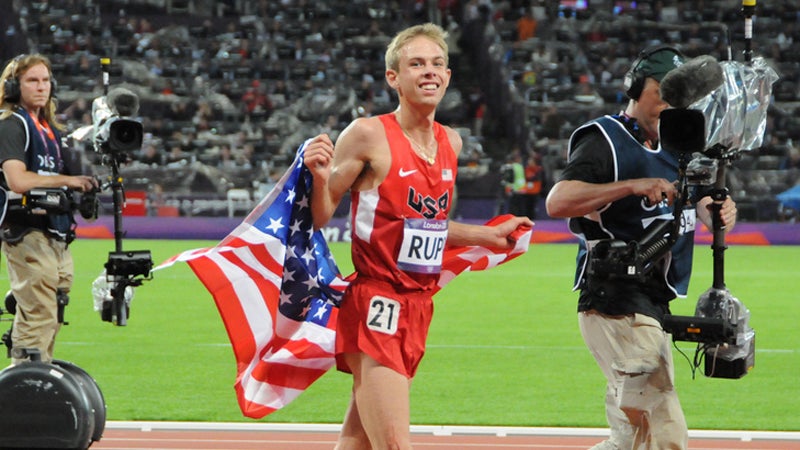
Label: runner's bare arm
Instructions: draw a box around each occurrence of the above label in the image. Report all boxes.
[305,119,377,229]
[448,216,533,249]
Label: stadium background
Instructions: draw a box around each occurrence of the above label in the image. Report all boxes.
[1,1,799,447]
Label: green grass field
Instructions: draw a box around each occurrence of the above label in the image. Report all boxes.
[2,239,798,431]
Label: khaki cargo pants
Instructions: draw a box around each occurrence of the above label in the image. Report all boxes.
[4,230,72,365]
[579,311,689,450]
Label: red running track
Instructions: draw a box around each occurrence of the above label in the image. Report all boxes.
[87,422,800,450]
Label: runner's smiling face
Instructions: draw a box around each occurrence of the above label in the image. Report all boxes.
[387,36,451,107]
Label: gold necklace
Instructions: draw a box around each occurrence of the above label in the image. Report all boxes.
[400,127,437,165]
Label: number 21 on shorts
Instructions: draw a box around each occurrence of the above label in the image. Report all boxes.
[367,296,400,335]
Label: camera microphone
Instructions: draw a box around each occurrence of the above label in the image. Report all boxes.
[106,87,139,117]
[660,55,725,108]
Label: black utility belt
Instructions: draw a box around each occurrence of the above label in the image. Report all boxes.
[0,221,71,244]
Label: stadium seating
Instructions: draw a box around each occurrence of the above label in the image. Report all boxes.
[9,0,799,221]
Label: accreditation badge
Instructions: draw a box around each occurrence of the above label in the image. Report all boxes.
[679,206,696,235]
[397,218,448,274]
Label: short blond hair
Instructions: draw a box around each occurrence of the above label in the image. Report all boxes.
[385,23,449,72]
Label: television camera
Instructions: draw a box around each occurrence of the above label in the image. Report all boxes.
[92,89,143,166]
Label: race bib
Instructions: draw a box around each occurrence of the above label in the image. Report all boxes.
[397,218,448,274]
[367,296,400,335]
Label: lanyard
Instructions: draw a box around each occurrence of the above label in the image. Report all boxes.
[30,114,62,171]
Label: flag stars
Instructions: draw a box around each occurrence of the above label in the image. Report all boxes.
[313,303,328,320]
[266,217,284,234]
[289,219,303,235]
[301,247,315,265]
[296,195,309,210]
[303,276,319,290]
[285,187,296,204]
[279,291,293,305]
[283,268,296,283]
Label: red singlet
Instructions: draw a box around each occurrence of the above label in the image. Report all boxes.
[335,113,457,377]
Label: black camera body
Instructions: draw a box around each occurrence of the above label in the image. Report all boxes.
[95,117,143,164]
[19,186,99,221]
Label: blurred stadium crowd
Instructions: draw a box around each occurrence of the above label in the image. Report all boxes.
[2,0,799,221]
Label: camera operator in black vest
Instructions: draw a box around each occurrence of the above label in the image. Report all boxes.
[546,46,737,450]
[0,54,98,366]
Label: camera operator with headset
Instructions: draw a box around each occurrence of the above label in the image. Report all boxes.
[0,53,98,367]
[546,45,737,450]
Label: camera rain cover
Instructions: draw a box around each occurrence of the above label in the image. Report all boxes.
[690,57,778,152]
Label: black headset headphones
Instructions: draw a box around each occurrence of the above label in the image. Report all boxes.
[623,44,682,101]
[3,54,58,103]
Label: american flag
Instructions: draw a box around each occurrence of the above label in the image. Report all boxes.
[157,139,533,419]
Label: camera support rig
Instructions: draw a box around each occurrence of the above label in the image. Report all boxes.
[662,141,755,379]
[101,155,153,326]
[660,2,760,379]
[95,57,153,326]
